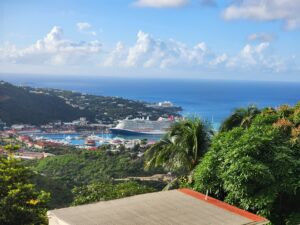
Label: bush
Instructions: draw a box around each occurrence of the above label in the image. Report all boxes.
[72,181,155,205]
[193,104,300,224]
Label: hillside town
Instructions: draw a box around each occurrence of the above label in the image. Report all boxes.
[23,84,182,124]
[0,81,183,160]
[0,116,159,160]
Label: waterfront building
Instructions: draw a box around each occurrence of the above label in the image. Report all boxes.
[158,101,174,107]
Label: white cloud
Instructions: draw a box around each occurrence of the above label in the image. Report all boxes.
[225,42,287,72]
[103,42,127,67]
[227,43,265,67]
[107,31,212,69]
[0,26,102,65]
[133,0,217,9]
[76,22,91,31]
[134,0,188,8]
[223,0,300,30]
[101,30,297,74]
[240,42,270,65]
[90,31,97,36]
[209,53,228,66]
[0,28,298,75]
[76,22,97,36]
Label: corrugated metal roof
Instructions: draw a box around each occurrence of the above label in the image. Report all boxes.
[48,189,269,225]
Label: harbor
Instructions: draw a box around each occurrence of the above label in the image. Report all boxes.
[1,115,178,150]
[33,132,161,148]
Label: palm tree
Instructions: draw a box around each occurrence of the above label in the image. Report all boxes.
[145,117,211,174]
[219,105,260,132]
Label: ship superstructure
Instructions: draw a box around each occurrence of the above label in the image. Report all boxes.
[110,116,175,135]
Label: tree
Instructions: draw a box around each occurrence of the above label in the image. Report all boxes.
[219,105,260,132]
[0,145,50,225]
[193,107,300,225]
[32,150,162,188]
[72,181,155,206]
[286,213,300,225]
[4,144,20,156]
[145,117,211,173]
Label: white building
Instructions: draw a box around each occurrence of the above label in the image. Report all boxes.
[158,101,174,107]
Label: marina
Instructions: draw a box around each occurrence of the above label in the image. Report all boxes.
[31,132,161,148]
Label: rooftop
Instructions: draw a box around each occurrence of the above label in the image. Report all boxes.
[48,189,268,225]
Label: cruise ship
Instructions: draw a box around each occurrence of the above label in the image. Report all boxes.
[110,116,175,135]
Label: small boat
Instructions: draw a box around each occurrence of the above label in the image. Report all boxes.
[35,136,45,140]
[85,139,96,146]
[86,134,101,141]
[65,135,72,140]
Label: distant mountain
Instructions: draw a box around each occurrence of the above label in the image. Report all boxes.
[0,81,94,125]
[0,81,181,126]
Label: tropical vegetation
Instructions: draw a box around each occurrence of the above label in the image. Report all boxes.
[145,117,211,173]
[1,103,300,224]
[72,181,155,205]
[0,145,50,225]
[22,149,165,208]
[144,103,300,225]
[30,150,163,188]
[219,104,261,132]
[0,81,180,125]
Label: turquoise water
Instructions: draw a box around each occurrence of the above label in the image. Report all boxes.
[37,133,161,146]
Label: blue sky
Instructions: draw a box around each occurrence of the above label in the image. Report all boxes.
[0,0,300,81]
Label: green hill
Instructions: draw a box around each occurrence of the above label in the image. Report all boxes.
[0,81,181,125]
[0,81,94,125]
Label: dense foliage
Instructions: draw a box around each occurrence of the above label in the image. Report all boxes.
[219,105,261,132]
[72,181,155,205]
[0,155,50,225]
[30,174,73,209]
[22,149,165,210]
[145,117,211,173]
[192,103,300,224]
[0,82,94,125]
[286,213,300,225]
[30,150,163,188]
[2,102,300,225]
[0,81,180,125]
[40,85,181,124]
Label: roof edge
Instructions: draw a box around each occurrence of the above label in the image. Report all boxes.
[178,188,269,223]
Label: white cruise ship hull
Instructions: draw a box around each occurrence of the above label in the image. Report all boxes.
[110,128,166,135]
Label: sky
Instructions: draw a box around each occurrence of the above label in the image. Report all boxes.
[0,0,300,81]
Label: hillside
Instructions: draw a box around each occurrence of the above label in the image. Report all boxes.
[0,81,94,125]
[0,81,181,125]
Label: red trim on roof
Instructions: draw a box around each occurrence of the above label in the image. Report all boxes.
[178,188,268,222]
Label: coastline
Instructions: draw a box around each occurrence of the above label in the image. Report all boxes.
[2,77,299,128]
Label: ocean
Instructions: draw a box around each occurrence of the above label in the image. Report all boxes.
[2,75,300,128]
